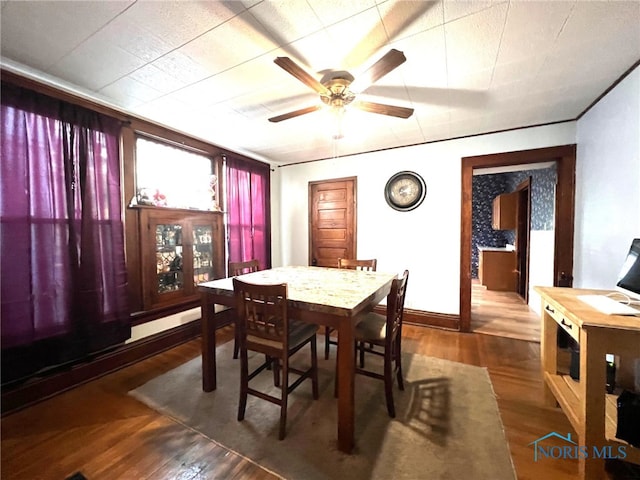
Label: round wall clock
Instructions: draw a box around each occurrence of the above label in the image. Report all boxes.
[384,171,427,212]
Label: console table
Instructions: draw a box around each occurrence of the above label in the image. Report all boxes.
[535,287,640,480]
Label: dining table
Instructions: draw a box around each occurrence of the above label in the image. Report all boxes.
[198,265,397,454]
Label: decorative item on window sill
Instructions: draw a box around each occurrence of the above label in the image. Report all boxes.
[153,189,168,207]
[134,187,154,206]
[209,174,220,212]
[134,187,168,207]
[131,183,221,212]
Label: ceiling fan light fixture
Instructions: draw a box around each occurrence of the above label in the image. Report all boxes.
[320,77,356,108]
[329,105,346,140]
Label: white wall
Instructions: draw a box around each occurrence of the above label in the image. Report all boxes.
[274,123,576,314]
[574,65,640,288]
[127,308,200,344]
[126,304,230,344]
[270,166,283,267]
[528,230,556,315]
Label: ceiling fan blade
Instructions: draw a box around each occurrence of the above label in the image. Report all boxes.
[368,85,490,109]
[342,2,438,70]
[268,105,322,123]
[350,49,407,93]
[274,57,329,95]
[353,101,414,119]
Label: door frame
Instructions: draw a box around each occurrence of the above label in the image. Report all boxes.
[514,177,532,302]
[460,145,576,332]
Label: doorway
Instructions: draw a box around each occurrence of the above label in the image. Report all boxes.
[471,173,536,341]
[460,145,577,334]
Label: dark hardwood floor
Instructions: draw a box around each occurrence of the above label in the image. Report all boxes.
[2,324,638,479]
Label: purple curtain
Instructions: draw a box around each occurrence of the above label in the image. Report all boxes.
[1,82,130,385]
[226,156,271,271]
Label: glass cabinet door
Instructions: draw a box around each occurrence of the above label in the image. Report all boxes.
[155,223,184,294]
[139,208,223,311]
[193,224,214,286]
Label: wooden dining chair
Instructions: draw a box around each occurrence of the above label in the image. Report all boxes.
[229,259,260,359]
[233,278,319,440]
[229,259,260,276]
[324,258,377,360]
[353,269,409,418]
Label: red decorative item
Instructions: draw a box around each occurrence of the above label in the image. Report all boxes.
[153,189,167,207]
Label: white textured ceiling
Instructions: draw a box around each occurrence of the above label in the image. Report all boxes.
[1,0,639,165]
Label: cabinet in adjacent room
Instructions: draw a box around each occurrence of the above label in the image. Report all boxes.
[492,192,517,230]
[138,207,224,311]
[478,247,517,291]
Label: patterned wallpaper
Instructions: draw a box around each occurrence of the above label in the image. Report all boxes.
[471,165,557,278]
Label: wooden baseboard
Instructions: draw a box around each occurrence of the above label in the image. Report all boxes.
[373,306,460,330]
[1,320,203,416]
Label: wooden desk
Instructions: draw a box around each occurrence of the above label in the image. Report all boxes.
[198,265,396,454]
[535,287,640,479]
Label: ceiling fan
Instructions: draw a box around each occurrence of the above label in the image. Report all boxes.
[268,49,414,124]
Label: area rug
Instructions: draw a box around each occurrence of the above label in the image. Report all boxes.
[130,339,516,480]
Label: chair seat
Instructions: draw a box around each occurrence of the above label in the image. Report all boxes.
[354,312,387,343]
[248,320,318,351]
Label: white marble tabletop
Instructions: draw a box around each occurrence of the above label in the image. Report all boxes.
[198,265,397,315]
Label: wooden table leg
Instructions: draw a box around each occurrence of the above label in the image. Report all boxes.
[579,328,607,480]
[540,307,560,407]
[201,292,217,392]
[336,319,355,453]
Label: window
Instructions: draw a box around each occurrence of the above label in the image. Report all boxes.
[135,137,218,211]
[1,81,130,384]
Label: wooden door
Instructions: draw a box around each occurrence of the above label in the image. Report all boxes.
[308,177,357,267]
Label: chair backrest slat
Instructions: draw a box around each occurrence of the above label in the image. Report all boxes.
[386,270,409,340]
[229,259,260,276]
[233,278,288,345]
[337,258,377,272]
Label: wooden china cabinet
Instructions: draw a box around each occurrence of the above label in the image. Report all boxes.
[137,207,225,311]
